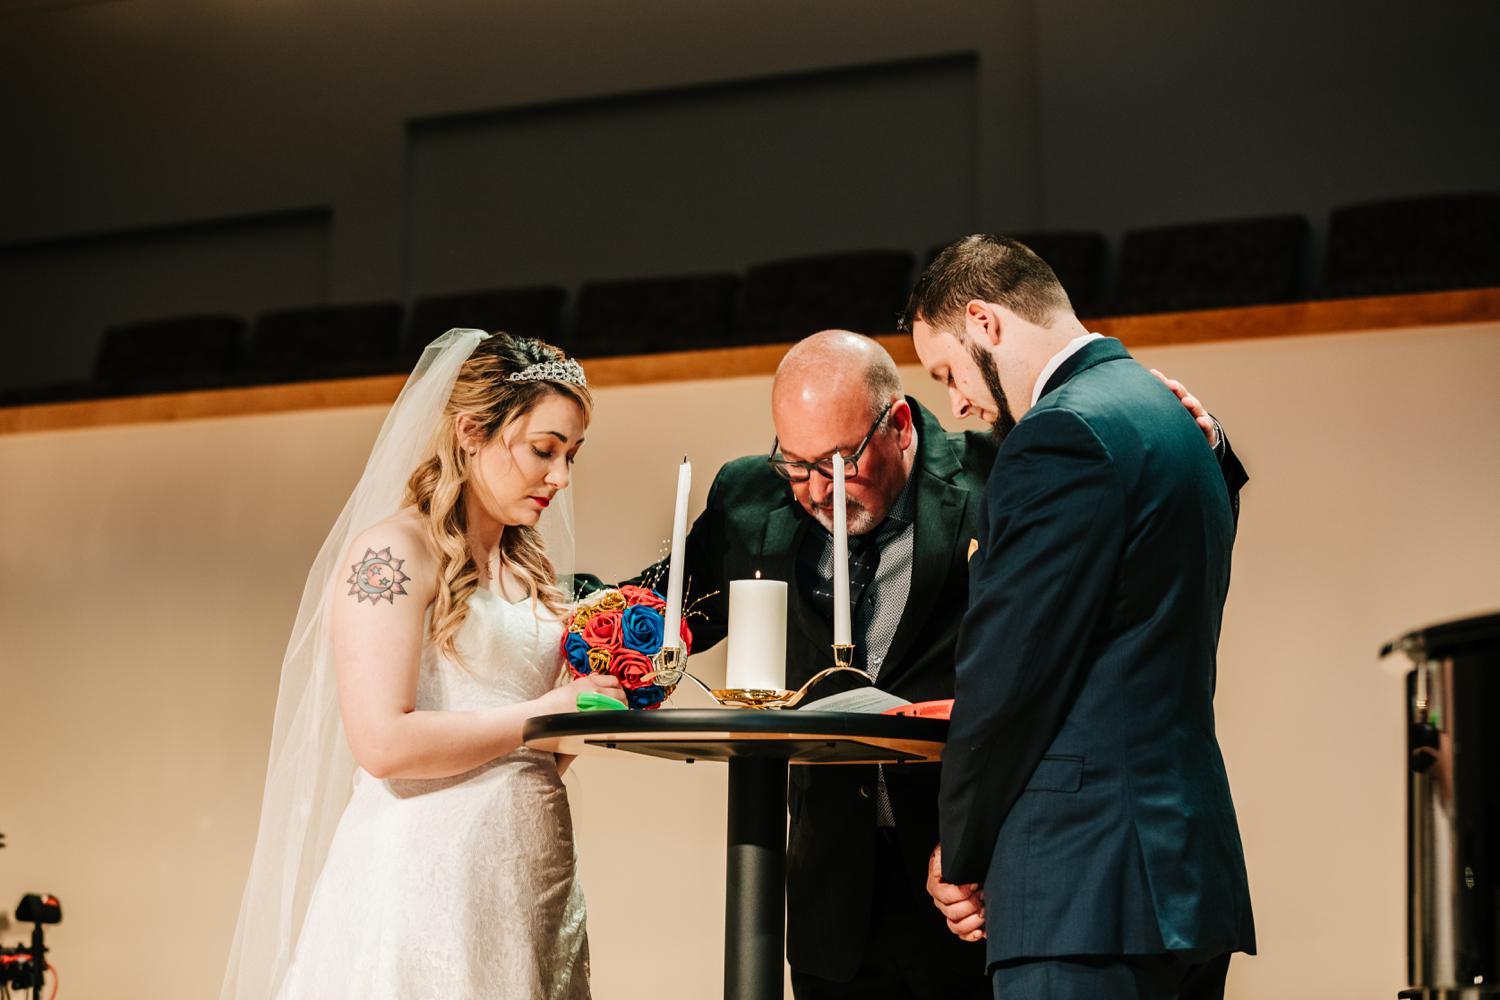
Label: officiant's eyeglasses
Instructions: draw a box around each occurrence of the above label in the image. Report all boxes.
[768,400,895,482]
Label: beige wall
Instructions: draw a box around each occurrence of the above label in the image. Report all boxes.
[1,321,1497,997]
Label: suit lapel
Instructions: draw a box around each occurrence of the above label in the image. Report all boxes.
[1036,337,1131,402]
[876,402,972,690]
[878,469,966,690]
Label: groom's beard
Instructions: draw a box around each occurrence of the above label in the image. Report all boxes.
[968,340,1017,445]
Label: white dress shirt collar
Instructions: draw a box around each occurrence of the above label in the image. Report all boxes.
[1032,332,1105,406]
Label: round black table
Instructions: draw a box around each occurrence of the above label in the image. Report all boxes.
[524,708,948,1000]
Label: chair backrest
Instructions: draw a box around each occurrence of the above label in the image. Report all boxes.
[1010,231,1108,318]
[1320,193,1500,298]
[1113,215,1309,315]
[248,302,404,382]
[405,286,569,364]
[743,250,915,343]
[94,314,246,394]
[574,274,741,357]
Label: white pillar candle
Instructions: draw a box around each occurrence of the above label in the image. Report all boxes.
[831,452,851,645]
[725,576,788,691]
[661,458,692,651]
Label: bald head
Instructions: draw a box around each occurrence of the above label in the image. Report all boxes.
[769,330,915,536]
[772,330,902,420]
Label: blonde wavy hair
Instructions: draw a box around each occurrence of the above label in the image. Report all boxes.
[403,333,592,660]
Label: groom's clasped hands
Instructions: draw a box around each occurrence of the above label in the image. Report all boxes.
[926,844,986,942]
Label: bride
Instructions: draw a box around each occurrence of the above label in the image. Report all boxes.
[221,329,623,1000]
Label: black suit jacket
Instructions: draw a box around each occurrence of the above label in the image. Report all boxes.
[624,400,997,980]
[939,338,1256,967]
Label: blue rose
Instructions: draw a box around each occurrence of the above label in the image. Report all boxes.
[627,686,665,710]
[620,604,666,655]
[564,632,591,675]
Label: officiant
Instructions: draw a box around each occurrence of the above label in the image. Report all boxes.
[606,329,1246,999]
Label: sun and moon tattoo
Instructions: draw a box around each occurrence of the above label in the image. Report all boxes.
[347,547,411,605]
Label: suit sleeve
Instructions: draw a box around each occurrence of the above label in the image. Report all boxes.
[618,471,733,654]
[939,408,1127,884]
[571,573,612,599]
[1213,421,1248,527]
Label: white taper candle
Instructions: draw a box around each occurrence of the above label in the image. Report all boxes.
[832,451,851,645]
[661,458,691,651]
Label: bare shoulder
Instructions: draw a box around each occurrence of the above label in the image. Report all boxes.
[341,508,437,608]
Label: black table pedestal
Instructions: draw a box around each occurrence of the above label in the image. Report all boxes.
[724,757,789,1000]
[521,709,947,1000]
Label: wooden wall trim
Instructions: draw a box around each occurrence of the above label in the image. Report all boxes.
[1087,286,1500,349]
[4,288,1497,435]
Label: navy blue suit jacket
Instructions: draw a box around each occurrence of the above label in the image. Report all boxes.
[939,338,1256,966]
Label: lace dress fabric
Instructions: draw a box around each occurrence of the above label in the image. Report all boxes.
[277,591,589,999]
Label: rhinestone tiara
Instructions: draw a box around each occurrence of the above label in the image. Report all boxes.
[505,358,588,387]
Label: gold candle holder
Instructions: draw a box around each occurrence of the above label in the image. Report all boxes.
[708,664,871,710]
[644,645,869,710]
[644,645,685,701]
[650,644,687,687]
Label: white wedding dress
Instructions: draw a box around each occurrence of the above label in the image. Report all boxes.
[276,590,590,1000]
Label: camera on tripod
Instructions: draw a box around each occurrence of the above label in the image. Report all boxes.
[0,894,61,1000]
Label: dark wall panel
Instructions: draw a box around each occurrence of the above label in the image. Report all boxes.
[404,57,977,298]
[0,210,330,391]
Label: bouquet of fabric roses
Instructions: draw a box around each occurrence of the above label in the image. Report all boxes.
[561,585,693,709]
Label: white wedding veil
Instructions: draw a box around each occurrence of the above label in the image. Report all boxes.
[220,328,577,999]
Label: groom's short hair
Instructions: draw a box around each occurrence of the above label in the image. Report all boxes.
[900,234,1073,333]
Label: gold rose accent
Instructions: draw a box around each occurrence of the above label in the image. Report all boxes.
[595,592,628,612]
[570,605,601,631]
[587,648,613,674]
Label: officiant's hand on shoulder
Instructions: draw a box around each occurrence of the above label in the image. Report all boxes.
[1150,369,1220,448]
[927,843,986,942]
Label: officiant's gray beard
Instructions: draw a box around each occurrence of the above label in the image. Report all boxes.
[969,340,1017,444]
[811,498,879,537]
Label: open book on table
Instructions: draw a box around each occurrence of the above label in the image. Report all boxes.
[794,680,911,714]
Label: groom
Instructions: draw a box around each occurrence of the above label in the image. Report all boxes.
[905,235,1256,998]
[607,325,1246,998]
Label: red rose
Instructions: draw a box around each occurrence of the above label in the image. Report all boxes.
[582,609,624,650]
[611,649,655,690]
[620,585,667,610]
[678,618,693,653]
